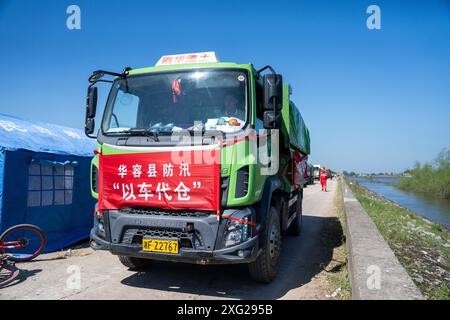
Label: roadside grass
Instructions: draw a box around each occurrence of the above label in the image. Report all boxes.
[326,179,351,300]
[347,180,450,300]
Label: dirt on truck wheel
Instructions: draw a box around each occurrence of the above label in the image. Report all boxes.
[248,206,282,283]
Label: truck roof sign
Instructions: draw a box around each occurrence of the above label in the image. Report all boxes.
[155,52,219,66]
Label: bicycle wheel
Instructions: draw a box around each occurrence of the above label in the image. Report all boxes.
[0,262,20,287]
[0,224,46,262]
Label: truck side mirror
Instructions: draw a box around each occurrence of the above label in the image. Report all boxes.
[85,86,98,136]
[85,118,95,135]
[86,86,98,118]
[263,110,281,129]
[263,74,283,111]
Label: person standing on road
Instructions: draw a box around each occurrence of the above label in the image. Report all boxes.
[320,169,328,192]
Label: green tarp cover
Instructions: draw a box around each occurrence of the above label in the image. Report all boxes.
[289,102,310,155]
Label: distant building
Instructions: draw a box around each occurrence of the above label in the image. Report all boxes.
[0,114,96,252]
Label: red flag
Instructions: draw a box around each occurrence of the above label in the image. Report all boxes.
[172,79,182,103]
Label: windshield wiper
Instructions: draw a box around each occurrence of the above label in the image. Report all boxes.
[125,128,160,141]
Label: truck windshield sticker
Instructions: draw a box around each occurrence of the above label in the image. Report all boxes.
[98,150,220,212]
[204,117,245,133]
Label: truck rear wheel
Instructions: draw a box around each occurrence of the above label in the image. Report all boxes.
[118,255,152,270]
[286,190,303,236]
[248,206,281,283]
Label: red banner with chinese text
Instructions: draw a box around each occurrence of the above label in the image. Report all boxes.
[98,149,221,212]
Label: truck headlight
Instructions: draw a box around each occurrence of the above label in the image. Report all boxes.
[224,216,251,248]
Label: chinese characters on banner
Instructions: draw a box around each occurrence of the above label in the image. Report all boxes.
[98,150,221,212]
[156,52,218,66]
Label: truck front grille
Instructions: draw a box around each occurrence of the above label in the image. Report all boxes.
[121,207,211,218]
[122,227,204,249]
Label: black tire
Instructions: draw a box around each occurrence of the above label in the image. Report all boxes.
[118,255,152,270]
[248,206,281,283]
[0,224,46,262]
[286,190,303,236]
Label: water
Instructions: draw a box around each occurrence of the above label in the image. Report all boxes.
[349,176,450,229]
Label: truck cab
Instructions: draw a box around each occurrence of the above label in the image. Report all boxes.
[313,164,321,181]
[85,52,310,282]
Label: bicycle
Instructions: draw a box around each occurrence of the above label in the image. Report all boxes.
[0,224,46,287]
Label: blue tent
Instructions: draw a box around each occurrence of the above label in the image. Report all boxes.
[0,114,96,252]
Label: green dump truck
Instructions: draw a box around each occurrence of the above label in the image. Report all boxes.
[306,163,315,185]
[85,52,311,282]
[313,164,321,180]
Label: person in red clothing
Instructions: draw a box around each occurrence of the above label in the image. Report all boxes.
[320,169,328,191]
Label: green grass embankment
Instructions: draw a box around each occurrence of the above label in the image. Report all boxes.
[347,180,450,300]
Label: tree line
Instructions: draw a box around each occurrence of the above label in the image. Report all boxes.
[397,149,450,200]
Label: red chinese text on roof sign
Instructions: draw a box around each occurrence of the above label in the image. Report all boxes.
[155,52,219,66]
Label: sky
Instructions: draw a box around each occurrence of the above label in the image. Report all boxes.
[0,0,449,173]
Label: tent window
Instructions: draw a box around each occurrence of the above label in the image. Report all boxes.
[27,163,74,207]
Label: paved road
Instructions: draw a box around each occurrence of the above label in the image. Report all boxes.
[0,180,341,300]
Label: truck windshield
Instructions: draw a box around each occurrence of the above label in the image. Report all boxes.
[102,69,248,135]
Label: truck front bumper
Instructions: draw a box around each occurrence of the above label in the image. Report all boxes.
[90,208,260,265]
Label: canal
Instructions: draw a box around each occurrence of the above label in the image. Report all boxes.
[350,176,450,229]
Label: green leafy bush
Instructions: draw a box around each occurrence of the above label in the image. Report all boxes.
[397,149,450,199]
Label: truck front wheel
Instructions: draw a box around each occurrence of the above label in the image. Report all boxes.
[118,255,152,270]
[248,206,281,283]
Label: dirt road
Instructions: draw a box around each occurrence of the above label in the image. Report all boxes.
[0,180,342,300]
